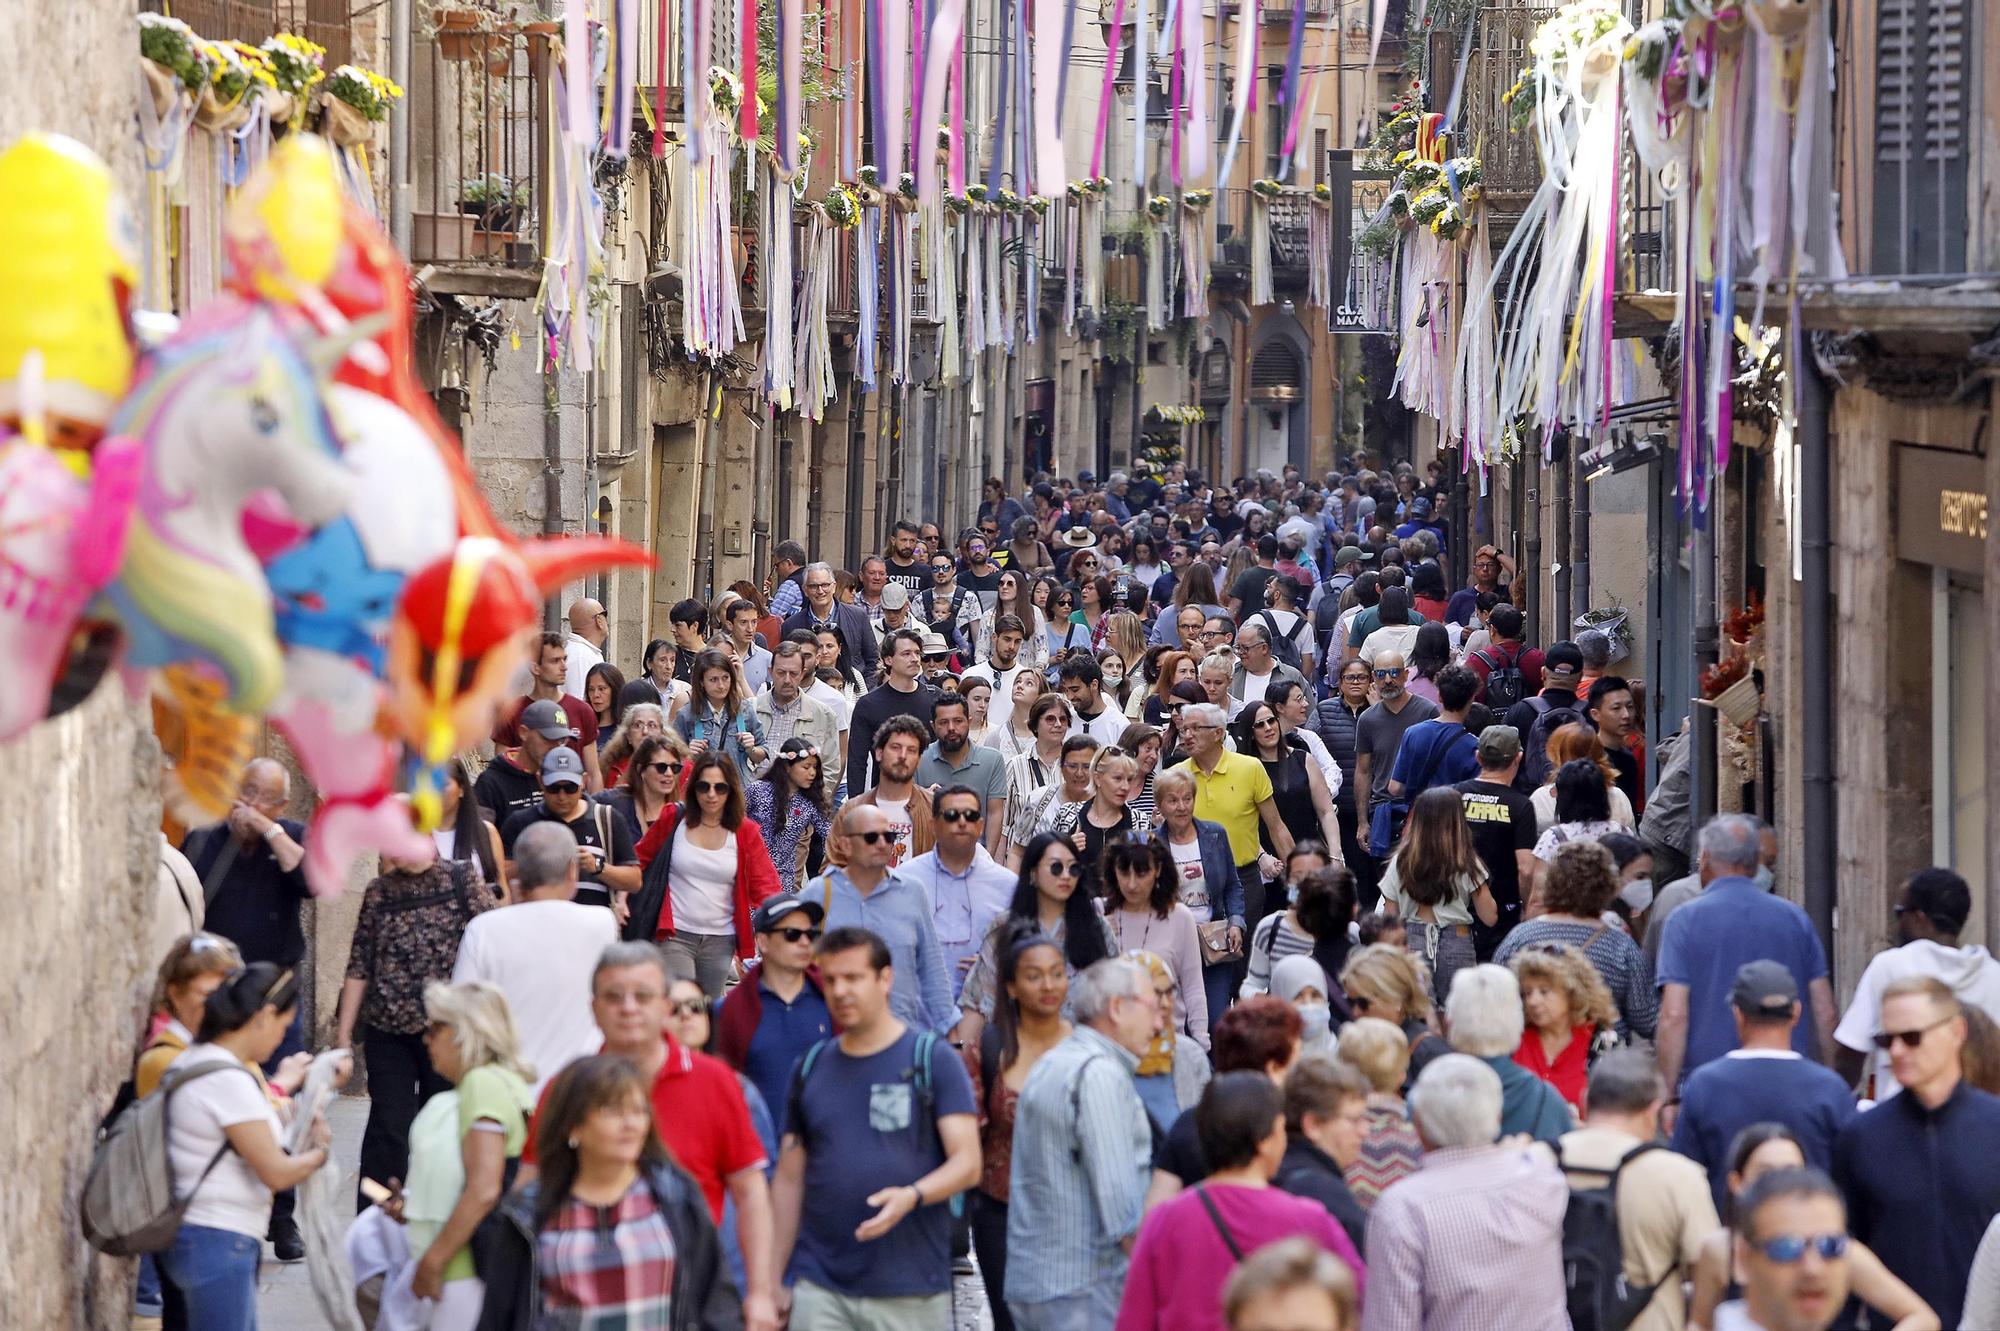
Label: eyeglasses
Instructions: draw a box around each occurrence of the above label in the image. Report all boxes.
[1871,1014,1955,1050]
[924,654,951,665]
[648,761,683,776]
[1042,860,1083,878]
[1373,668,1404,678]
[852,829,892,845]
[598,988,663,1006]
[770,926,822,943]
[1750,1233,1849,1264]
[693,780,730,795]
[1060,761,1093,775]
[545,782,582,795]
[667,999,708,1017]
[938,807,982,823]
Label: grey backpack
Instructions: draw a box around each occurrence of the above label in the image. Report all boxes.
[83,1059,254,1256]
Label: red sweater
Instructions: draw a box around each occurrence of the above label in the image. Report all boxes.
[634,807,782,958]
[1512,1024,1595,1113]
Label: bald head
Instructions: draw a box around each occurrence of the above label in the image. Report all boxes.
[568,599,607,647]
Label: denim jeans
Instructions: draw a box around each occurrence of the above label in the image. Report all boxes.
[159,1224,261,1331]
[1009,1281,1123,1331]
[135,1253,163,1316]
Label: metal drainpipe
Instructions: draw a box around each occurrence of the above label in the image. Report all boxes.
[542,362,564,631]
[389,0,412,255]
[1553,448,1573,632]
[1572,448,1591,618]
[1524,466,1543,644]
[1798,353,1834,947]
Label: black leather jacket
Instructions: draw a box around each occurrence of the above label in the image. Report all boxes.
[476,1161,743,1331]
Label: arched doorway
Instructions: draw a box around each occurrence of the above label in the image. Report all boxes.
[1248,337,1305,477]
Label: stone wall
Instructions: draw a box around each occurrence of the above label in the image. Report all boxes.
[0,2,165,1324]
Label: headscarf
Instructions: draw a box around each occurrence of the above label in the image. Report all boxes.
[1270,954,1331,1005]
[1125,950,1175,1078]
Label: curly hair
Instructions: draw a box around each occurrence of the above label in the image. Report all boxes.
[1508,944,1619,1032]
[1541,839,1621,916]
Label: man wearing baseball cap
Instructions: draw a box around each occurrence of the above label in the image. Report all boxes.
[1505,639,1586,788]
[1455,725,1539,958]
[473,696,578,820]
[714,893,835,1128]
[497,746,639,912]
[1671,960,1858,1214]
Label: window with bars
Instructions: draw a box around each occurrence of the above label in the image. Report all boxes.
[1871,0,1969,274]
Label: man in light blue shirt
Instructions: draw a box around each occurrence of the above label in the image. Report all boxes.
[1006,957,1157,1329]
[898,786,1017,1001]
[811,802,957,1033]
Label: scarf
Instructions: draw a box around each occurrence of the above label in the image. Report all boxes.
[1126,949,1175,1077]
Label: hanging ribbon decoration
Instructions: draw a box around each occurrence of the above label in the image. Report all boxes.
[1033,0,1070,196]
[653,0,671,156]
[1178,0,1207,180]
[1090,0,1126,180]
[1132,0,1149,191]
[916,0,965,203]
[857,203,880,389]
[740,0,760,144]
[1213,0,1256,188]
[1275,0,1307,180]
[606,0,638,159]
[761,163,795,409]
[795,206,836,419]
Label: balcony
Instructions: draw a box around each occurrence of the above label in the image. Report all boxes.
[408,21,550,292]
[1446,5,1557,209]
[1213,188,1313,286]
[1258,0,1334,21]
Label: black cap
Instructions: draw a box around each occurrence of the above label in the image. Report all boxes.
[1730,960,1799,1015]
[752,893,825,934]
[1544,641,1585,676]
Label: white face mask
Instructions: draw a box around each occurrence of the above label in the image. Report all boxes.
[1296,1002,1332,1043]
[1618,876,1655,913]
[1754,864,1775,891]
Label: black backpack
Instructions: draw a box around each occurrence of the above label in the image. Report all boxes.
[1473,644,1529,710]
[1559,1142,1666,1331]
[1257,609,1305,671]
[1522,706,1585,790]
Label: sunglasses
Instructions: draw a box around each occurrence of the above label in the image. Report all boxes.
[667,999,708,1017]
[693,780,730,795]
[545,782,582,795]
[1348,994,1375,1014]
[1871,1014,1954,1051]
[925,654,951,665]
[648,761,683,776]
[937,807,982,823]
[1750,1233,1848,1264]
[1042,860,1083,878]
[852,829,892,845]
[1252,715,1279,728]
[1373,668,1404,678]
[770,926,823,943]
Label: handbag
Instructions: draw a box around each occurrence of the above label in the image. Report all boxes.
[1197,919,1240,965]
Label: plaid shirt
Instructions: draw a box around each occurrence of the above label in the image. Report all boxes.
[537,1182,677,1328]
[1361,1143,1569,1331]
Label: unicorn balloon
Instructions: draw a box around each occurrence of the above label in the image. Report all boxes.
[95,300,357,717]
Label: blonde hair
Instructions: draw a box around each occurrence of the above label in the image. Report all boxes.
[1091,746,1140,780]
[1103,610,1147,668]
[1508,945,1619,1033]
[1335,1016,1411,1094]
[1339,943,1435,1024]
[424,980,536,1084]
[149,932,243,1018]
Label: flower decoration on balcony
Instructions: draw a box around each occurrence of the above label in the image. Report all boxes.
[1444,155,1482,202]
[208,41,278,105]
[998,188,1024,214]
[1250,178,1284,199]
[1398,160,1443,194]
[324,64,404,121]
[140,14,213,94]
[1385,189,1410,223]
[708,65,742,116]
[261,33,326,98]
[944,192,971,216]
[1409,189,1449,227]
[1699,652,1750,700]
[858,163,881,189]
[1182,188,1214,211]
[1155,403,1206,425]
[1430,202,1465,241]
[1065,181,1084,202]
[1146,194,1171,220]
[1723,590,1765,647]
[899,172,918,200]
[820,183,860,228]
[1027,196,1050,219]
[1312,181,1331,204]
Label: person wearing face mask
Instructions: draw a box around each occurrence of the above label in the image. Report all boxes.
[1271,955,1341,1059]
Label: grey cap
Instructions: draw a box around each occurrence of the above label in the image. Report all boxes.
[1730,959,1799,1015]
[1335,544,1373,567]
[521,698,578,741]
[880,582,909,610]
[540,745,586,787]
[1477,725,1522,765]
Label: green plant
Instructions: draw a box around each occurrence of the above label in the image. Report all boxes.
[462,172,525,204]
[261,33,326,98]
[140,14,212,93]
[324,63,404,120]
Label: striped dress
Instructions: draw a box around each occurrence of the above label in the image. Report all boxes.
[1344,1100,1425,1211]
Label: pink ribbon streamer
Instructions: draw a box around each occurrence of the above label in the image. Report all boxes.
[1089,0,1126,177]
[1033,0,1069,195]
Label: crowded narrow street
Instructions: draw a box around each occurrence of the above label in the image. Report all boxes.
[4,2,1999,1331]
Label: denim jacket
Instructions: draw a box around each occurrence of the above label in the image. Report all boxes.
[673,701,767,778]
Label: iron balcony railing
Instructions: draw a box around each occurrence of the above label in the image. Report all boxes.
[408,21,548,269]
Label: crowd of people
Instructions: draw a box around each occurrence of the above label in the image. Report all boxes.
[124,460,2000,1331]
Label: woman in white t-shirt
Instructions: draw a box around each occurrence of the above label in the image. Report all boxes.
[160,962,333,1329]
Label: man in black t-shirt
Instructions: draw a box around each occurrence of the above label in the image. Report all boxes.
[955,529,1003,610]
[1455,725,1539,960]
[474,699,572,821]
[498,747,638,913]
[1586,675,1645,816]
[1228,534,1281,619]
[883,519,934,596]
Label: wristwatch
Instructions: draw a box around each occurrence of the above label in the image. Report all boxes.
[262,823,284,842]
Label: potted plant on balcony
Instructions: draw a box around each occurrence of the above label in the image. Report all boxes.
[260,33,326,130]
[139,13,211,116]
[431,5,503,62]
[321,63,404,145]
[1699,652,1760,728]
[195,40,270,132]
[460,173,525,232]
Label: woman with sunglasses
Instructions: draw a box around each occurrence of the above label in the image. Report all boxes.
[746,736,834,895]
[1686,1125,1934,1331]
[1234,701,1342,880]
[600,700,669,788]
[963,923,1073,1331]
[956,833,1118,1049]
[477,1055,739,1331]
[1040,575,1092,661]
[158,963,335,1330]
[628,752,783,999]
[596,732,687,846]
[1338,944,1451,1093]
[672,646,769,781]
[977,568,1048,670]
[1067,573,1117,653]
[1002,694,1072,840]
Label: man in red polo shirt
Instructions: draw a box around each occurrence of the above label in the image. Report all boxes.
[524,941,778,1331]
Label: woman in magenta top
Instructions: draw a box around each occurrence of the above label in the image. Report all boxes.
[1117,1073,1365,1331]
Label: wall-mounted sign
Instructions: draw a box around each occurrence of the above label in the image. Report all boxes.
[1896,443,1989,577]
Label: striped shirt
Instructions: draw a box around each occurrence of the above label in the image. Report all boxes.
[1242,913,1316,996]
[536,1181,677,1328]
[1004,1025,1152,1305]
[1346,1101,1425,1210]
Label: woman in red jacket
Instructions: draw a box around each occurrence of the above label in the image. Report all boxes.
[627,752,781,998]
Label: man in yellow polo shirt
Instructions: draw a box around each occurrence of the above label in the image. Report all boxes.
[1173,702,1294,927]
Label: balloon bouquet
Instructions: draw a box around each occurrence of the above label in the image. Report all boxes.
[0,131,649,894]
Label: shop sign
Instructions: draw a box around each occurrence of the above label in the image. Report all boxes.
[1896,444,1988,576]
